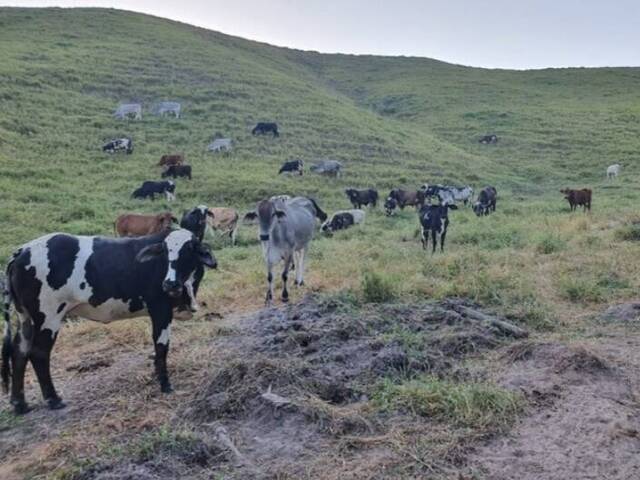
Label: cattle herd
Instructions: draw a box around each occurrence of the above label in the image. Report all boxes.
[1,115,619,416]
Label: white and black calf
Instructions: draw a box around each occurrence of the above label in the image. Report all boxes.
[102,137,133,154]
[422,184,473,206]
[419,204,458,253]
[321,209,365,234]
[132,180,176,201]
[1,229,216,414]
[278,160,303,176]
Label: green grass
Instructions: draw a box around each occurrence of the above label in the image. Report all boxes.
[0,6,639,319]
[373,376,522,430]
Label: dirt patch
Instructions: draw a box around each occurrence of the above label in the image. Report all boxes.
[600,301,640,323]
[468,340,640,479]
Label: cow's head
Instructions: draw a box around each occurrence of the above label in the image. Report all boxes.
[345,188,357,199]
[166,181,176,193]
[473,202,485,216]
[136,229,216,298]
[158,212,179,231]
[244,199,285,242]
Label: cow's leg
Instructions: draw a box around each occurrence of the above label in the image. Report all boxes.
[229,226,238,246]
[265,263,274,306]
[421,227,427,250]
[295,249,307,286]
[440,229,447,253]
[11,313,33,414]
[148,301,173,393]
[281,254,292,302]
[30,329,64,410]
[431,230,437,254]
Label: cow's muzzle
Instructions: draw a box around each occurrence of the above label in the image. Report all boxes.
[162,280,183,298]
[259,234,269,242]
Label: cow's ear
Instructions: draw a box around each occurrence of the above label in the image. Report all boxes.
[274,210,286,219]
[243,211,257,221]
[206,209,214,218]
[136,243,165,263]
[197,244,217,269]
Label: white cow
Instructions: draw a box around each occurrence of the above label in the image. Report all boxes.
[607,164,621,179]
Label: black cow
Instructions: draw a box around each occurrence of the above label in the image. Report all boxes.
[473,187,498,216]
[345,188,378,209]
[102,137,133,154]
[419,204,458,253]
[132,180,176,201]
[479,134,498,144]
[252,122,279,137]
[161,164,192,180]
[279,159,303,176]
[2,230,216,414]
[388,189,426,209]
[180,205,214,242]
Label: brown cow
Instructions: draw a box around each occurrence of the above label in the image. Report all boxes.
[157,154,185,168]
[388,188,426,209]
[207,207,239,245]
[560,188,592,212]
[114,212,177,237]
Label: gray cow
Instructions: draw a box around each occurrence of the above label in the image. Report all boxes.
[244,197,327,305]
[208,138,232,153]
[310,160,342,177]
[114,103,142,120]
[157,101,181,118]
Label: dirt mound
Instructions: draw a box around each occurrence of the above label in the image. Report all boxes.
[600,301,640,323]
[174,295,526,478]
[469,339,640,479]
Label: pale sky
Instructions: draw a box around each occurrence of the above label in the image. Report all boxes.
[3,0,640,69]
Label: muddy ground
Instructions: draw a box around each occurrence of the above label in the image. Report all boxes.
[1,296,640,479]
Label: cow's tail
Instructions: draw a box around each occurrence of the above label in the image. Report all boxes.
[2,258,15,394]
[307,197,328,222]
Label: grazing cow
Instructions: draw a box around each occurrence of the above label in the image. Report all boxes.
[560,188,592,212]
[473,187,498,216]
[384,197,398,216]
[422,184,473,206]
[345,188,378,209]
[156,101,181,118]
[279,159,304,176]
[102,137,133,154]
[132,181,176,202]
[606,164,621,179]
[310,160,342,178]
[208,138,232,153]
[388,189,426,210]
[161,164,192,180]
[479,134,498,144]
[114,212,177,237]
[207,207,240,246]
[419,204,458,253]
[2,229,216,413]
[180,206,213,242]
[252,122,279,137]
[157,154,185,168]
[321,210,366,235]
[244,197,326,305]
[114,103,142,120]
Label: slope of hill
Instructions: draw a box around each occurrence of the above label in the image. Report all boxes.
[1,7,640,480]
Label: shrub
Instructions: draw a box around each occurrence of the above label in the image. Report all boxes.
[559,277,603,303]
[374,376,522,429]
[535,233,566,254]
[361,270,396,303]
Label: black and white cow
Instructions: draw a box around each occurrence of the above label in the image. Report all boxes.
[132,180,176,201]
[102,137,133,154]
[479,134,498,144]
[384,197,398,216]
[345,188,378,209]
[278,159,303,176]
[161,164,192,180]
[180,205,214,242]
[2,229,216,414]
[321,209,366,235]
[418,204,458,253]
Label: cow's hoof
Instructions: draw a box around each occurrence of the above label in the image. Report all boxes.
[12,401,31,415]
[161,384,173,394]
[47,397,67,410]
[295,280,305,287]
[281,295,289,303]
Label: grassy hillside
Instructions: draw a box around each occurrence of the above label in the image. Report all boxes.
[2,7,640,479]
